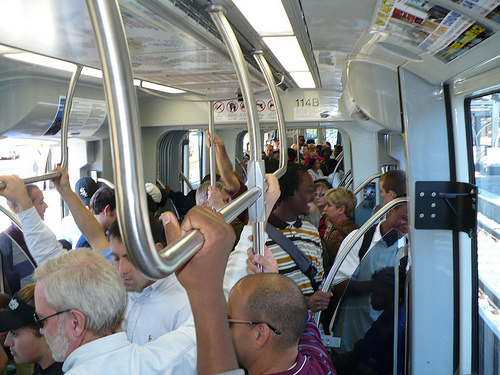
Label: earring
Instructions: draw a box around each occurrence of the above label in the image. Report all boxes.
[291,194,295,199]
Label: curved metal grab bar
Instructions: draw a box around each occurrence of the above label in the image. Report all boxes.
[253,51,287,179]
[86,0,267,279]
[235,157,248,180]
[179,171,194,192]
[344,175,354,190]
[0,205,21,230]
[353,173,381,197]
[208,101,217,188]
[208,6,267,256]
[338,168,351,187]
[0,65,81,190]
[97,178,115,189]
[315,197,408,324]
[331,150,344,177]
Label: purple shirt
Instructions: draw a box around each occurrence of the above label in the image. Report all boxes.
[272,317,336,375]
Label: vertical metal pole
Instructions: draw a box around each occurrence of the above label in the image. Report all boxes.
[208,101,217,188]
[253,51,287,179]
[208,6,266,256]
[60,65,83,170]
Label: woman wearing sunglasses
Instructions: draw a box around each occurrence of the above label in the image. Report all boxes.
[0,283,63,375]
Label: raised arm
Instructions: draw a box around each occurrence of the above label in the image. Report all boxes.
[173,206,238,375]
[0,175,65,265]
[205,130,241,193]
[52,165,110,252]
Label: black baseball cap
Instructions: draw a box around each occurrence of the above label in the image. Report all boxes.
[75,177,99,206]
[0,293,36,332]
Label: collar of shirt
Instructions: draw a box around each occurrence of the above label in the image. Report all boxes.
[268,213,302,230]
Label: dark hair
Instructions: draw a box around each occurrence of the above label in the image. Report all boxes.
[308,157,318,169]
[326,158,338,174]
[90,187,116,215]
[277,163,307,204]
[265,158,279,174]
[201,174,221,184]
[314,179,332,190]
[380,170,406,196]
[108,213,166,246]
[287,148,297,162]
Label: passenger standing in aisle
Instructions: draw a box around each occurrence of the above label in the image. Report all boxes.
[74,187,116,249]
[0,169,194,348]
[224,163,332,313]
[0,184,46,293]
[61,177,99,247]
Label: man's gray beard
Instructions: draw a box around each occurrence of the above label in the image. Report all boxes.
[47,316,70,362]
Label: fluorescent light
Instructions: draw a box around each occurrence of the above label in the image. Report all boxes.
[289,71,315,88]
[141,81,185,94]
[81,67,102,79]
[232,0,293,36]
[133,79,141,86]
[5,52,75,72]
[5,52,103,79]
[262,36,309,72]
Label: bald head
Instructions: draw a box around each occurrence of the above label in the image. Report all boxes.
[230,274,308,349]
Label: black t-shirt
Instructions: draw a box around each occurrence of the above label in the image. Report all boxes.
[32,362,63,375]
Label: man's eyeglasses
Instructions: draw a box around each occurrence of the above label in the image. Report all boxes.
[33,310,71,328]
[227,319,282,335]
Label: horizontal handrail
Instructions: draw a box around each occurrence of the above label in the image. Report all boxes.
[353,173,381,196]
[156,186,262,277]
[315,197,408,324]
[253,51,287,179]
[0,65,81,190]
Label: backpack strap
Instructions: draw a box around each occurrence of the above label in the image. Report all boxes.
[266,224,320,292]
[358,225,377,261]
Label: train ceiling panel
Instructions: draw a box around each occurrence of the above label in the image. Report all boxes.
[0,0,268,100]
[1,0,500,128]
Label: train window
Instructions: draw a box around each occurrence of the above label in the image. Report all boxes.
[181,131,204,193]
[0,138,63,237]
[469,93,500,373]
[326,128,340,147]
[306,128,318,142]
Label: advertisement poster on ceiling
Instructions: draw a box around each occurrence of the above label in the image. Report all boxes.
[373,0,500,63]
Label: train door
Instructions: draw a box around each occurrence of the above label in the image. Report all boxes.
[466,92,500,375]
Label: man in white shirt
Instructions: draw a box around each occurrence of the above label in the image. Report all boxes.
[0,169,193,347]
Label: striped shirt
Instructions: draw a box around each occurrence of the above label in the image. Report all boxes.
[267,214,324,296]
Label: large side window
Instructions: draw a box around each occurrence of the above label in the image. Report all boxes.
[182,131,204,192]
[469,94,500,374]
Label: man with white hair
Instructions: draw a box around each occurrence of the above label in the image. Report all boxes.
[0,169,193,347]
[33,248,196,374]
